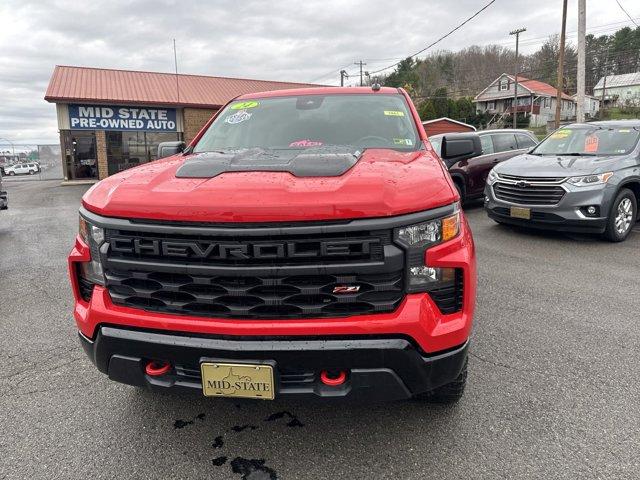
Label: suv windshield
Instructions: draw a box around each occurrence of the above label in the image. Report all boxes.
[532,125,640,156]
[193,94,420,153]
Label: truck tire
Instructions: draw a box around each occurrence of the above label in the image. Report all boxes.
[603,188,637,242]
[414,357,467,404]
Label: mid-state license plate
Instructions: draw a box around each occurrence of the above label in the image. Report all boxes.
[510,207,531,220]
[201,362,275,400]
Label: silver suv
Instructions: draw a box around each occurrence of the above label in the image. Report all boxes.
[485,121,640,242]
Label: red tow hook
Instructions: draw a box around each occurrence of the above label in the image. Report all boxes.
[320,370,348,386]
[145,360,171,377]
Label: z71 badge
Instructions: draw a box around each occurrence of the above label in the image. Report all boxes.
[333,285,361,293]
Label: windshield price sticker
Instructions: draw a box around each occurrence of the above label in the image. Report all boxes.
[230,101,260,110]
[393,138,413,146]
[584,135,599,153]
[551,129,572,139]
[384,110,405,117]
[225,110,252,124]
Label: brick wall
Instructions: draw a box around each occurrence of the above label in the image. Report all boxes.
[183,108,219,144]
[96,130,108,180]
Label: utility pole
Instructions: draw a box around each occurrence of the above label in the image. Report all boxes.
[599,42,610,120]
[340,70,349,87]
[173,39,180,103]
[354,60,367,86]
[555,0,568,129]
[576,0,586,123]
[510,27,526,129]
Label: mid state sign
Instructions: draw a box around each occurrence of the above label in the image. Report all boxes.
[68,105,177,132]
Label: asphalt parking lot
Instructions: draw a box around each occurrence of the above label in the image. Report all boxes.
[1,179,639,480]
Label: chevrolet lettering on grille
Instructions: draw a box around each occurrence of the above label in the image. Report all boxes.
[109,236,380,260]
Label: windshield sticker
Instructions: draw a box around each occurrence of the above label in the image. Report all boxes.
[618,129,631,133]
[551,129,572,139]
[384,110,405,117]
[393,138,413,146]
[225,110,252,125]
[289,139,323,147]
[230,101,259,110]
[584,135,599,153]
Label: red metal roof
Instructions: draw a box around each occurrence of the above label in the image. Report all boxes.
[513,76,574,101]
[45,66,323,107]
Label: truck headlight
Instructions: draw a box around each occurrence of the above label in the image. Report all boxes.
[78,215,105,286]
[395,203,460,291]
[566,172,613,187]
[487,169,498,185]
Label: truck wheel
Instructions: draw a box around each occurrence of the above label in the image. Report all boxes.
[414,357,467,404]
[603,188,637,242]
[29,170,35,175]
[9,171,15,176]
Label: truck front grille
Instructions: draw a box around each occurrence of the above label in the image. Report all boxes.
[105,269,404,319]
[102,224,405,319]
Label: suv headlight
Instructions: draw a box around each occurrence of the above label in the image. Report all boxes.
[78,215,105,286]
[395,203,460,291]
[566,172,613,187]
[487,169,498,185]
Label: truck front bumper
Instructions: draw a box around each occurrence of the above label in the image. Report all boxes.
[80,326,469,401]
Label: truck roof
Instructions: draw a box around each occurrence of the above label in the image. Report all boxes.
[237,86,401,100]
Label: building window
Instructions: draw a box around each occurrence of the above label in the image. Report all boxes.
[106,131,181,176]
[544,97,550,108]
[487,101,496,111]
[499,80,509,91]
[62,131,98,180]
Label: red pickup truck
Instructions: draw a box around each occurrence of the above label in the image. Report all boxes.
[69,86,477,403]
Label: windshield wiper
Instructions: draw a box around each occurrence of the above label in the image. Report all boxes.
[561,152,597,156]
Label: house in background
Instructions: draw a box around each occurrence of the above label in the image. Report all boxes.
[571,93,601,118]
[422,117,476,136]
[593,72,640,107]
[473,73,575,128]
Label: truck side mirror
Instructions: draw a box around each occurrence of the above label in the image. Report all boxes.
[440,135,482,162]
[157,141,186,159]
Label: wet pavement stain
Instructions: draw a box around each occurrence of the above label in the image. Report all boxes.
[174,413,206,429]
[230,425,258,432]
[230,457,278,480]
[264,411,304,427]
[212,456,228,467]
[212,435,224,448]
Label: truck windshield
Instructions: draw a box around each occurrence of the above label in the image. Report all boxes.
[532,126,640,156]
[193,94,420,153]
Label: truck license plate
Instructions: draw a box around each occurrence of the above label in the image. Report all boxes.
[510,207,531,220]
[201,362,275,400]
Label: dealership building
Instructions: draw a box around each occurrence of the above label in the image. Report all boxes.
[44,66,319,181]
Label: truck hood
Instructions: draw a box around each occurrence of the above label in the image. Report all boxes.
[82,148,455,223]
[495,153,621,177]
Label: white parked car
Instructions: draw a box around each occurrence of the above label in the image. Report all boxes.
[4,163,40,175]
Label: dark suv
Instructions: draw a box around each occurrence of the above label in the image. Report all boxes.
[485,121,640,242]
[0,173,7,210]
[429,129,538,201]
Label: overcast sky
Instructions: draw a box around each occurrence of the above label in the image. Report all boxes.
[0,0,637,144]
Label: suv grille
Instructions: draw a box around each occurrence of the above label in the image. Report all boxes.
[105,269,403,319]
[102,226,405,319]
[493,182,566,206]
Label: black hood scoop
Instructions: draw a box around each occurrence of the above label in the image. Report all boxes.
[176,146,361,178]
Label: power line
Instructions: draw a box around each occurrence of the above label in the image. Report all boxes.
[615,0,639,27]
[369,0,497,75]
